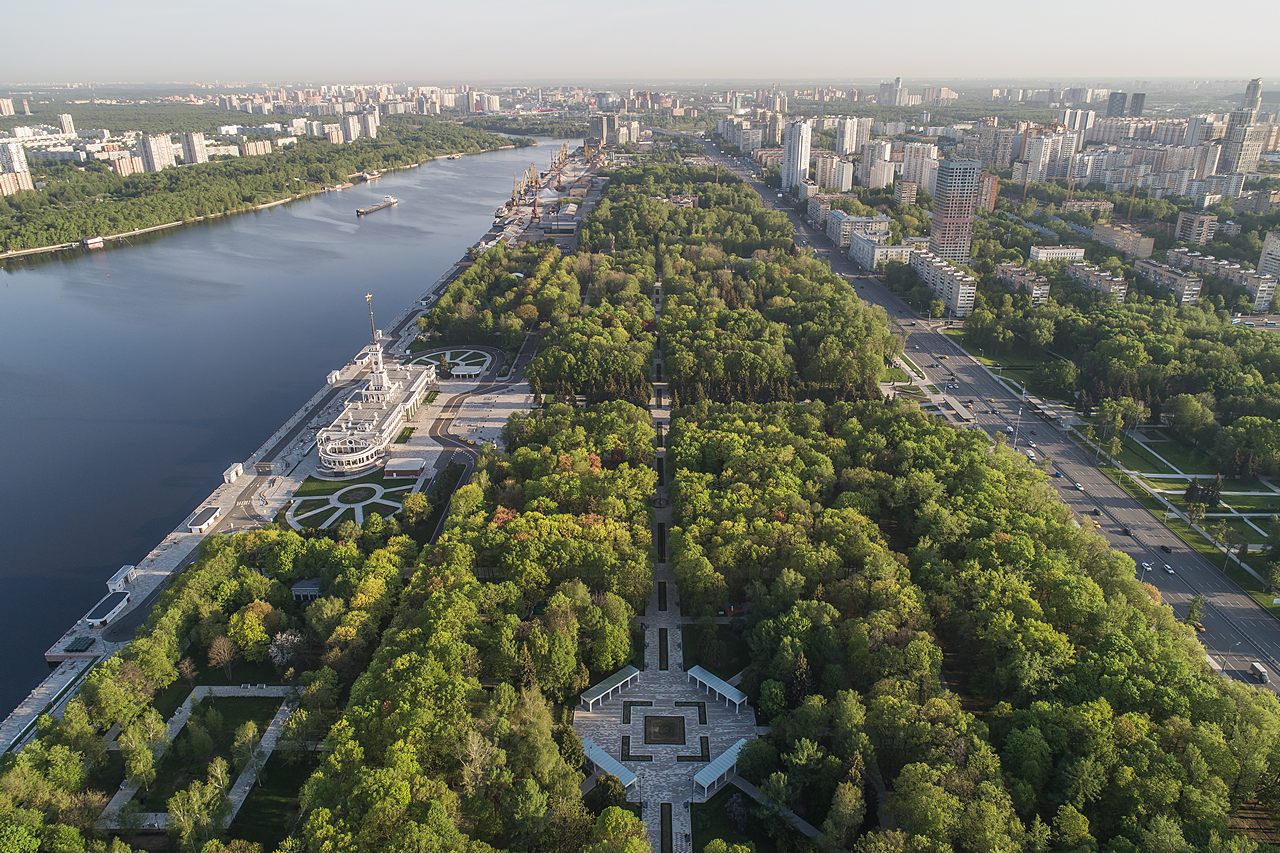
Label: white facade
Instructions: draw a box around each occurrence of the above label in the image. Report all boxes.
[1259,231,1280,279]
[995,262,1052,306]
[317,346,436,475]
[1067,262,1128,301]
[909,251,977,317]
[181,131,209,165]
[1029,245,1086,263]
[139,134,176,172]
[781,119,811,192]
[847,232,927,271]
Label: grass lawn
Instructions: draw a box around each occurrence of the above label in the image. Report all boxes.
[293,470,396,498]
[881,366,911,383]
[1102,467,1280,615]
[137,696,283,810]
[682,623,750,680]
[292,498,331,516]
[1203,516,1269,544]
[692,785,777,853]
[1221,493,1280,513]
[228,751,320,849]
[1138,437,1221,475]
[394,427,415,443]
[193,657,282,687]
[1111,435,1178,475]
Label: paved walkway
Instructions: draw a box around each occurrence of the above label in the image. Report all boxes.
[99,685,294,829]
[729,774,821,839]
[221,699,297,828]
[571,301,762,853]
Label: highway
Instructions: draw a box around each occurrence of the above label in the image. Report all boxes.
[696,137,1280,690]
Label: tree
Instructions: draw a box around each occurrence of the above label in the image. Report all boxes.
[119,708,166,793]
[1186,594,1205,628]
[178,656,197,685]
[584,773,627,814]
[167,757,231,852]
[231,720,260,771]
[208,635,238,678]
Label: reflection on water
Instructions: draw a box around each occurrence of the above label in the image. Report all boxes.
[0,140,570,711]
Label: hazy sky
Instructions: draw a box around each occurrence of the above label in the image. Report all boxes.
[5,0,1279,84]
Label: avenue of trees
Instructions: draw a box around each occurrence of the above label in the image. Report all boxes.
[0,118,524,252]
[577,162,899,405]
[298,402,655,850]
[670,399,1280,850]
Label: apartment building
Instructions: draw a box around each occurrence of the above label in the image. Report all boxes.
[909,251,977,317]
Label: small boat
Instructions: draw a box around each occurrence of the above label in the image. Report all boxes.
[356,196,398,217]
[360,170,383,182]
[447,153,463,160]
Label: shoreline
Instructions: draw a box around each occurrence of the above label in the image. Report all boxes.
[0,143,520,263]
[0,139,557,752]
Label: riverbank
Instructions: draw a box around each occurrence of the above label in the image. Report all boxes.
[0,139,569,721]
[0,143,521,264]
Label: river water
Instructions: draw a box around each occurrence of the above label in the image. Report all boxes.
[0,140,570,713]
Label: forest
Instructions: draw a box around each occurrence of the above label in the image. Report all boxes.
[7,149,1280,852]
[670,399,1280,850]
[0,117,526,252]
[463,115,589,139]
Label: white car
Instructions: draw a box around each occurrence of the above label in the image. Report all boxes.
[1164,564,1175,574]
[1141,561,1152,571]
[1004,425,1015,434]
[1073,483,1084,491]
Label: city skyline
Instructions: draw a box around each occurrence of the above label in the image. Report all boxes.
[3,0,1280,83]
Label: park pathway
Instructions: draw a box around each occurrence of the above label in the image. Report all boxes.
[99,684,294,831]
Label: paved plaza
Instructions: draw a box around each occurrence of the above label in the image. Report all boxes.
[573,285,763,853]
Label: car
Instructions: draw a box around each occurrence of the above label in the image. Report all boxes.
[1074,482,1084,491]
[1159,544,1172,554]
[1005,425,1015,434]
[939,354,949,360]
[1141,561,1152,570]
[1089,508,1102,516]
[1121,526,1133,536]
[1164,564,1175,574]
[1028,430,1036,436]
[1052,470,1063,478]
[1029,441,1037,448]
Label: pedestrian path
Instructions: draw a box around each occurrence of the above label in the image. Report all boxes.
[99,685,294,830]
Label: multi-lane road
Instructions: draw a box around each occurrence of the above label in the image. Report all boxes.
[696,137,1280,689]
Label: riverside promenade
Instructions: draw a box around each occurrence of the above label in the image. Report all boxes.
[0,146,592,755]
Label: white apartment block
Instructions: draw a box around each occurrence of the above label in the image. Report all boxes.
[909,251,977,317]
[1029,245,1086,263]
[781,119,811,192]
[848,232,929,271]
[995,262,1052,306]
[1168,248,1277,312]
[1134,259,1202,304]
[1092,222,1154,259]
[1175,211,1218,245]
[1258,231,1280,279]
[826,211,892,249]
[1067,262,1128,301]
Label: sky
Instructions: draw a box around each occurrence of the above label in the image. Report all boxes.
[4,0,1279,84]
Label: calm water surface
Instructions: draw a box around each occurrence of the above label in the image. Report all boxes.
[0,140,569,712]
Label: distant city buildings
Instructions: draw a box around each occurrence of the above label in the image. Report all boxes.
[858,140,893,190]
[0,98,14,117]
[239,139,273,157]
[57,114,75,135]
[1169,247,1277,311]
[0,140,34,196]
[929,158,981,262]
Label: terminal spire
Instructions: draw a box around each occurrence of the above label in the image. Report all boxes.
[364,292,386,389]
